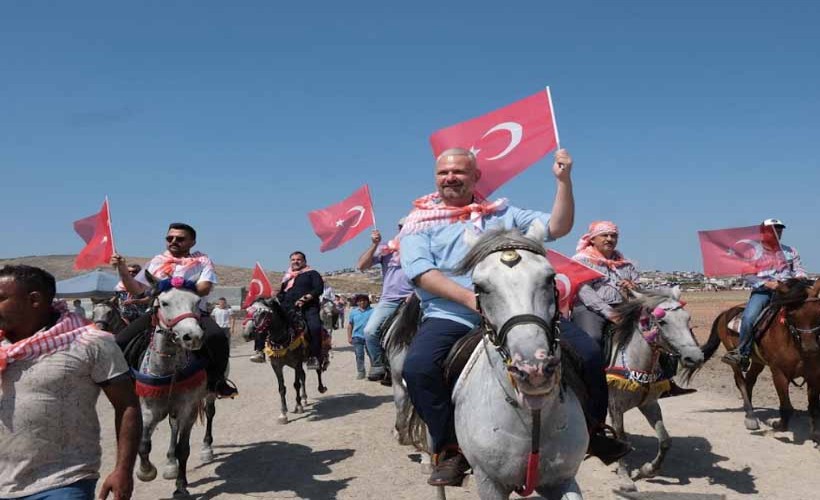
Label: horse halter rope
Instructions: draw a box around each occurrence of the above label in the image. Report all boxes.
[785,297,820,342]
[637,302,688,353]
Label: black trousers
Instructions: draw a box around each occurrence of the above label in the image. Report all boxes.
[302,306,323,359]
[115,312,230,387]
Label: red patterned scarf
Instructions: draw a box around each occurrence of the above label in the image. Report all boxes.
[151,251,212,278]
[0,301,103,376]
[574,221,632,270]
[282,266,314,291]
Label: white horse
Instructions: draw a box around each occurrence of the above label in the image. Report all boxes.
[134,273,208,499]
[396,221,588,500]
[606,288,704,492]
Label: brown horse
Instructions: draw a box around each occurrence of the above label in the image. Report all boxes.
[702,278,820,443]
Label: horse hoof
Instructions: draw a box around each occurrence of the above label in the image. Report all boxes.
[318,386,328,394]
[293,406,304,414]
[633,464,657,480]
[172,488,191,499]
[616,480,637,492]
[770,419,788,431]
[200,449,214,463]
[162,465,179,480]
[745,417,760,430]
[277,415,289,424]
[136,465,157,482]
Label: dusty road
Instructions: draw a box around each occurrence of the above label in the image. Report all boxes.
[96,293,820,499]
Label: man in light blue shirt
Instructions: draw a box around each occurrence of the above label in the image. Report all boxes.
[347,295,375,379]
[399,147,627,486]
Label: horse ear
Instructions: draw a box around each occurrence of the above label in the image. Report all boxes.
[631,289,645,301]
[524,219,547,244]
[144,270,157,286]
[463,226,480,249]
[671,285,682,301]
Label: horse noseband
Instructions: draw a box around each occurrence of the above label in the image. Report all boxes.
[479,288,561,362]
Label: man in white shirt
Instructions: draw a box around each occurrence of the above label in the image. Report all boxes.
[111,222,237,398]
[211,298,232,336]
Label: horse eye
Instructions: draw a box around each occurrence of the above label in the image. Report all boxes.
[161,301,169,307]
[475,285,488,294]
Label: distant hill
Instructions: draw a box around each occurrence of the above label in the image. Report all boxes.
[0,255,384,295]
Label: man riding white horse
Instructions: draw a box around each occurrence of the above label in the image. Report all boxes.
[111,222,238,398]
[398,148,629,487]
[722,218,807,371]
[571,220,696,398]
[277,251,325,370]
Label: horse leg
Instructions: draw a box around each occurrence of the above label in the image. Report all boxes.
[609,405,636,492]
[293,364,304,414]
[769,367,795,431]
[633,401,669,480]
[200,395,216,463]
[136,404,164,482]
[316,367,327,394]
[162,414,180,480]
[808,383,820,446]
[744,361,765,405]
[473,466,510,500]
[273,362,289,424]
[731,363,760,430]
[536,478,583,500]
[172,415,196,499]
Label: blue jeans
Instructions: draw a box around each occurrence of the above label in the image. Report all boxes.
[363,299,403,369]
[15,479,97,500]
[738,290,773,356]
[352,337,368,374]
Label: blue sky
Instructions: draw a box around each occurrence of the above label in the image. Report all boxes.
[2,1,818,274]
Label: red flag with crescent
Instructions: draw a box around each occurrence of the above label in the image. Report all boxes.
[243,262,273,308]
[430,88,559,197]
[698,225,783,277]
[546,249,604,316]
[73,198,115,270]
[308,185,375,252]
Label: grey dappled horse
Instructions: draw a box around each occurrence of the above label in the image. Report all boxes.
[242,297,327,424]
[91,298,129,336]
[134,273,209,499]
[605,287,704,492]
[391,221,588,500]
[320,298,339,331]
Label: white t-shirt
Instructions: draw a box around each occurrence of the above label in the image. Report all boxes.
[211,307,232,329]
[135,251,218,310]
[0,334,129,498]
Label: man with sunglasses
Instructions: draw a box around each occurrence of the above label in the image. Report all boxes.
[110,222,238,399]
[114,264,150,322]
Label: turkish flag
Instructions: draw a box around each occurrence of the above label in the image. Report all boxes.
[698,225,783,277]
[74,199,115,270]
[546,249,604,316]
[308,185,375,252]
[243,262,273,308]
[430,88,559,197]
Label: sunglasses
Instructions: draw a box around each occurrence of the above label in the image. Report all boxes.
[166,236,188,243]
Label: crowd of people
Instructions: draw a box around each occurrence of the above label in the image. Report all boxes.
[0,146,809,499]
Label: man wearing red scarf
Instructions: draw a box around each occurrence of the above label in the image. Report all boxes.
[111,222,237,399]
[0,265,140,500]
[277,251,325,370]
[399,148,628,487]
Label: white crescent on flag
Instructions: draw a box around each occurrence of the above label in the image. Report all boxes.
[729,239,764,261]
[555,273,571,300]
[470,122,524,160]
[249,279,264,295]
[346,205,366,227]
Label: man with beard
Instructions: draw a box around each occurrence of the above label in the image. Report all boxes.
[111,222,237,398]
[277,251,325,370]
[399,148,628,486]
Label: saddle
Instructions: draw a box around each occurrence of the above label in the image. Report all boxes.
[728,304,781,341]
[123,329,151,370]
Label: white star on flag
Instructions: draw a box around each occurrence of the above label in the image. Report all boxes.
[335,219,345,227]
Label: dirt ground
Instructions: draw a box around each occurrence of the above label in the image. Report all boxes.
[96,291,820,500]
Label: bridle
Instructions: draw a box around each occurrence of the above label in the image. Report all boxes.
[784,296,820,340]
[474,245,561,364]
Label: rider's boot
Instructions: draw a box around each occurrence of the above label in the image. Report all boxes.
[428,446,470,486]
[249,351,265,363]
[210,378,239,399]
[660,380,697,398]
[721,349,751,372]
[587,423,632,465]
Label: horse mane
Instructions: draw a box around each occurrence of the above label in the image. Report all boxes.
[452,227,546,276]
[386,294,421,351]
[611,289,677,346]
[253,296,288,323]
[772,278,815,309]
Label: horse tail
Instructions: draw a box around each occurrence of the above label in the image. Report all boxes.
[403,405,429,453]
[702,306,742,361]
[387,295,421,352]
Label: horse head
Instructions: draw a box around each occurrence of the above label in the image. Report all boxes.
[248,297,290,346]
[91,296,120,331]
[620,287,704,371]
[145,271,204,351]
[457,220,561,409]
[774,278,820,354]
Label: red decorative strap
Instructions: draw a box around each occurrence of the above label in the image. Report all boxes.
[514,451,540,496]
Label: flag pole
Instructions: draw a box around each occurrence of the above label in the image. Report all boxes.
[545,86,561,149]
[105,195,117,255]
[365,184,378,228]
